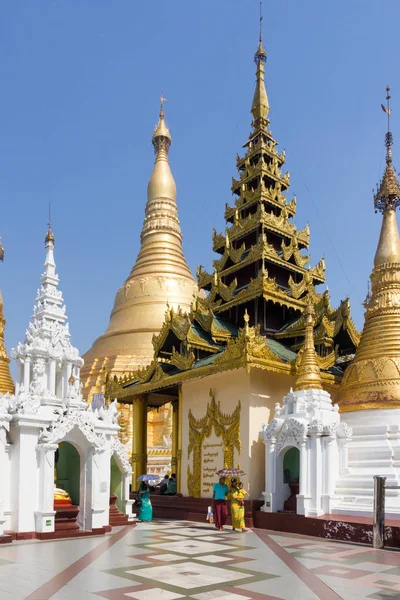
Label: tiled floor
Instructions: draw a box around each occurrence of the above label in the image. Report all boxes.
[1,521,400,599]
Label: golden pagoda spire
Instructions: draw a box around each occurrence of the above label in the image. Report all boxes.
[130,94,192,279]
[294,299,322,391]
[0,239,14,394]
[251,3,270,129]
[339,87,400,411]
[81,96,196,396]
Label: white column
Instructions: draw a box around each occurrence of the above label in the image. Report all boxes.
[261,440,276,512]
[296,439,309,516]
[90,449,111,530]
[9,416,45,533]
[307,433,324,517]
[338,438,350,475]
[121,470,134,520]
[0,424,10,535]
[23,357,31,390]
[34,444,57,533]
[49,360,56,396]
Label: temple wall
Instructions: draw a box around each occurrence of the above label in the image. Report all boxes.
[181,370,250,498]
[181,367,296,499]
[248,369,296,498]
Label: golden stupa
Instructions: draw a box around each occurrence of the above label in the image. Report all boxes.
[339,87,400,411]
[294,299,323,392]
[81,99,197,400]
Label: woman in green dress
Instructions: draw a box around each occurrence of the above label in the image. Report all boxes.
[138,482,152,522]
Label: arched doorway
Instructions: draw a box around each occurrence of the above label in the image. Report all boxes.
[110,455,123,513]
[282,447,300,512]
[56,442,80,505]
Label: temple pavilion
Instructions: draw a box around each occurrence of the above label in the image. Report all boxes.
[108,32,359,496]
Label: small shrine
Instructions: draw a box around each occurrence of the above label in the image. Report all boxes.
[260,302,352,517]
[0,228,133,538]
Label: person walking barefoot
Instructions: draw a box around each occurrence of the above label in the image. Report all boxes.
[212,476,228,531]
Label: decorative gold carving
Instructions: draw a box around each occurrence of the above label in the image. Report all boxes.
[187,389,241,498]
[170,347,195,371]
[281,236,309,268]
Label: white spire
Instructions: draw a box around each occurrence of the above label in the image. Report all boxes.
[12,228,84,409]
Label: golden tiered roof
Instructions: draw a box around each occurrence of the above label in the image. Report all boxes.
[339,88,400,411]
[109,31,359,403]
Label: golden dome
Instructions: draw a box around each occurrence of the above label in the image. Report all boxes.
[82,100,197,398]
[339,109,400,412]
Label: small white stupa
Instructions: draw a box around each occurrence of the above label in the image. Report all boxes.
[260,301,352,517]
[0,226,133,537]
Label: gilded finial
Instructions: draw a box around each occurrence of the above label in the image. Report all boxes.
[152,93,172,155]
[45,202,55,246]
[294,298,323,391]
[374,86,400,213]
[255,2,266,63]
[251,3,269,128]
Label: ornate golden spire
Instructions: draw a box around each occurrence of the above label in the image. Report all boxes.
[339,87,400,411]
[81,96,196,397]
[130,95,193,279]
[294,299,322,391]
[251,4,270,129]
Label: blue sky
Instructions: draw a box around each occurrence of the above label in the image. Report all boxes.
[0,1,399,364]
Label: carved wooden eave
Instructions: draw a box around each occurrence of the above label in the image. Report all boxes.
[225,189,296,222]
[205,271,307,315]
[212,208,310,254]
[236,138,284,171]
[207,237,319,287]
[111,329,340,402]
[231,162,290,195]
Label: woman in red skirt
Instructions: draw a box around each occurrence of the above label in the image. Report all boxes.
[212,476,229,531]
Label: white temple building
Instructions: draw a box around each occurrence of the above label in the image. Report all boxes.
[0,227,133,538]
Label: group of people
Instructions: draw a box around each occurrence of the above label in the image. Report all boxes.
[136,473,177,522]
[136,473,249,530]
[212,476,249,532]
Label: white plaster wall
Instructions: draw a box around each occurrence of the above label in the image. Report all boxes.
[4,444,12,530]
[249,369,296,498]
[181,370,250,497]
[181,367,296,499]
[9,424,41,532]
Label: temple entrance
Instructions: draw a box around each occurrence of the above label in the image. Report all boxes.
[110,456,123,513]
[56,442,80,505]
[282,447,300,513]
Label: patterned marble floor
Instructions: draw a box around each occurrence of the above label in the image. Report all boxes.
[1,521,400,599]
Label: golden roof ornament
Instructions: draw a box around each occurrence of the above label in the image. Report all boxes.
[251,2,270,128]
[45,224,55,246]
[339,87,400,411]
[294,298,323,391]
[152,93,172,156]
